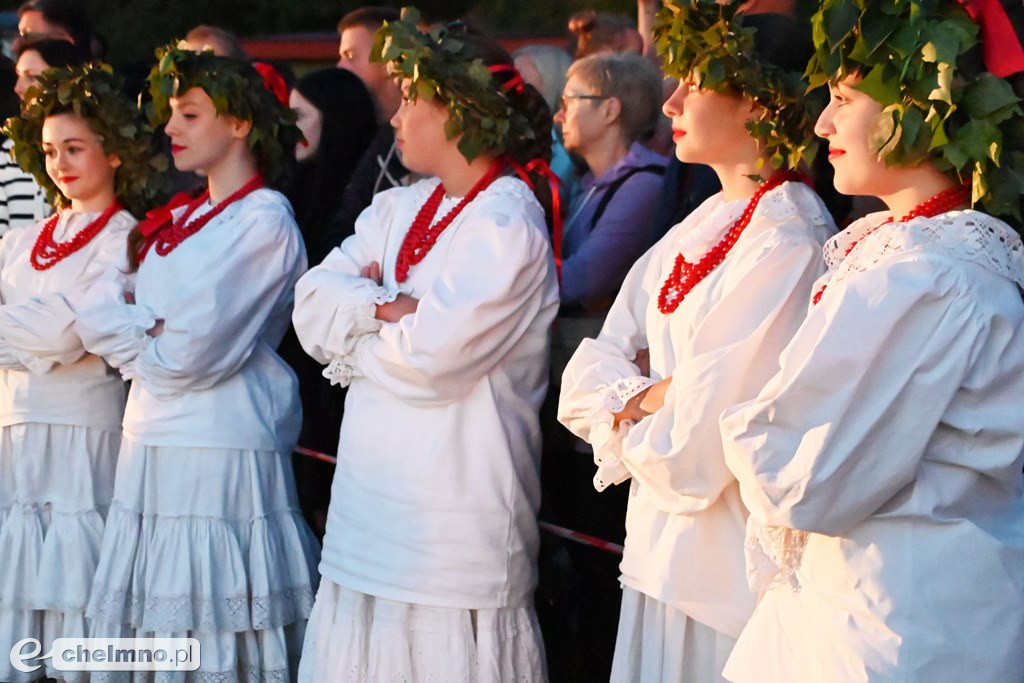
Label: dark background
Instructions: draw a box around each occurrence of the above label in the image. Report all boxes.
[1,0,639,67]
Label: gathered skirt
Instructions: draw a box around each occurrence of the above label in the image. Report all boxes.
[0,422,120,683]
[86,439,321,683]
[297,579,548,683]
[610,587,737,683]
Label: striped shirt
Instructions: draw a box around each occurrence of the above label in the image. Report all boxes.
[0,138,49,238]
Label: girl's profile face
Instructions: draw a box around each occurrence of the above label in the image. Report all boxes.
[290,89,322,162]
[42,112,120,212]
[14,49,49,101]
[389,81,453,177]
[815,75,889,197]
[662,74,759,167]
[164,87,246,175]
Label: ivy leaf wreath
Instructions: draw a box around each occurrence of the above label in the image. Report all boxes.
[4,63,169,218]
[807,0,1024,223]
[371,6,535,163]
[652,0,821,174]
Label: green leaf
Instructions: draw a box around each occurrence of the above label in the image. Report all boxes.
[824,1,859,45]
[855,64,901,105]
[963,74,1021,119]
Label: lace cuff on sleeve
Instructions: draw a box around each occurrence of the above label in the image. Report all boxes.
[589,375,656,491]
[321,334,375,388]
[743,515,809,594]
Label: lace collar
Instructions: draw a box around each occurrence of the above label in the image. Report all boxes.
[825,210,1024,287]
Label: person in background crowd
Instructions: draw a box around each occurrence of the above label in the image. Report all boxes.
[559,3,835,681]
[293,10,558,680]
[281,66,378,538]
[721,0,1024,679]
[512,44,577,202]
[568,10,644,59]
[0,63,161,683]
[3,39,91,238]
[17,0,102,59]
[182,24,248,58]
[321,6,408,256]
[75,46,319,681]
[540,50,667,683]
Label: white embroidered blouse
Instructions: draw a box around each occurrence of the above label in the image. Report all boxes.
[721,210,1024,681]
[76,190,306,452]
[0,209,134,431]
[293,176,559,609]
[558,181,835,637]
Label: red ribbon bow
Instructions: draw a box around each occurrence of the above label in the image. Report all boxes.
[507,156,565,282]
[253,61,290,107]
[488,64,527,95]
[136,191,196,262]
[956,0,1024,77]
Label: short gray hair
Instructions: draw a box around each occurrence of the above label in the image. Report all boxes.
[512,44,572,114]
[566,52,663,143]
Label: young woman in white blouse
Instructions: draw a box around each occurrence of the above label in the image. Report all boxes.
[0,64,161,682]
[75,47,319,681]
[720,1,1024,680]
[557,4,836,681]
[293,11,559,681]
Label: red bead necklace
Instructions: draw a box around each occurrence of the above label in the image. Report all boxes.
[811,183,971,305]
[657,170,799,314]
[143,175,264,262]
[395,159,503,283]
[31,201,122,271]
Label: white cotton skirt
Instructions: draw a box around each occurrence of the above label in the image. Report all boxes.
[85,439,321,683]
[297,579,548,683]
[0,422,120,683]
[610,587,737,683]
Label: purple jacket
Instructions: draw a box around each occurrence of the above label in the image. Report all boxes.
[561,143,668,309]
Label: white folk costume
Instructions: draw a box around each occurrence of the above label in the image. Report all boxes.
[0,209,134,683]
[721,210,1024,682]
[559,181,835,682]
[76,189,320,682]
[293,176,558,682]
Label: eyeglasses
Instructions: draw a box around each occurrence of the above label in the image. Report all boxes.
[559,93,609,111]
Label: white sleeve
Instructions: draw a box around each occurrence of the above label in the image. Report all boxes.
[619,233,825,514]
[721,254,981,535]
[0,220,132,373]
[292,195,398,365]
[557,246,657,489]
[124,210,305,399]
[351,200,554,407]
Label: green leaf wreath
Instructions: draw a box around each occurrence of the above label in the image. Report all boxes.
[652,0,821,173]
[807,0,1024,223]
[3,63,169,218]
[146,44,301,189]
[371,6,536,163]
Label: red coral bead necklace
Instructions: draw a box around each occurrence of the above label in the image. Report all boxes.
[30,200,122,271]
[395,159,503,283]
[811,183,971,305]
[148,174,265,260]
[657,170,800,314]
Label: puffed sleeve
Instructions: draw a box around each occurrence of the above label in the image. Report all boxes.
[292,190,401,365]
[721,254,982,536]
[0,215,133,373]
[344,195,555,407]
[557,245,657,489]
[618,232,825,515]
[121,206,305,398]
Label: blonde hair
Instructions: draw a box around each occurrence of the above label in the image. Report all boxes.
[566,52,663,143]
